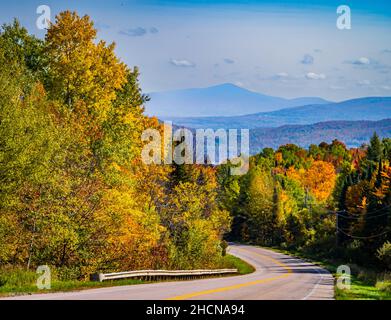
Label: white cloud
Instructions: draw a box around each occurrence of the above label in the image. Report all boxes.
[305,72,326,80]
[381,85,391,90]
[352,57,370,65]
[170,59,196,67]
[270,72,290,81]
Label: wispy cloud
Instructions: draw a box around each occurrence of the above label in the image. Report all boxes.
[301,54,314,65]
[170,59,196,67]
[305,72,326,80]
[119,26,159,37]
[257,72,289,81]
[345,57,390,74]
[224,58,235,64]
[95,22,111,30]
[348,57,371,65]
[119,27,147,37]
[272,72,289,80]
[149,27,159,34]
[329,85,344,90]
[357,79,371,86]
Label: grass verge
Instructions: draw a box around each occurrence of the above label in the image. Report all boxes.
[268,246,391,300]
[223,254,256,275]
[0,268,144,297]
[335,276,391,300]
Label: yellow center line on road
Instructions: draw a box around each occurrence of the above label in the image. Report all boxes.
[166,248,293,300]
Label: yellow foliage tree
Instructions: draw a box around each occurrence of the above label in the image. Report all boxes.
[46,11,127,126]
[287,160,336,203]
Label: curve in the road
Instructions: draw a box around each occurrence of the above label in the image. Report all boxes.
[168,248,293,300]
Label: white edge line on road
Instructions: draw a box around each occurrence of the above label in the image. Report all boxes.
[301,266,324,300]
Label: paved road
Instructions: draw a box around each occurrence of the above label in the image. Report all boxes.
[3,244,334,300]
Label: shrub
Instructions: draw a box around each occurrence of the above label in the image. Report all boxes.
[376,281,391,293]
[54,266,82,281]
[377,241,391,270]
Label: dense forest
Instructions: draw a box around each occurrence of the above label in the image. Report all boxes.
[0,12,231,279]
[219,136,391,269]
[0,11,390,284]
[250,119,391,152]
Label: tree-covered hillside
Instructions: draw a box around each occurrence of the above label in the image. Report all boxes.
[219,136,391,269]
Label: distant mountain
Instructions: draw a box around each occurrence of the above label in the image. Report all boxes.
[146,83,331,117]
[166,97,391,129]
[249,119,391,154]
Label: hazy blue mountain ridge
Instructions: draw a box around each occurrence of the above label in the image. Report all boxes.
[164,96,391,129]
[249,119,391,153]
[146,83,331,117]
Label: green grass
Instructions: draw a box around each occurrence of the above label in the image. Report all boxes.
[267,246,391,300]
[0,268,145,297]
[223,254,256,275]
[336,276,391,300]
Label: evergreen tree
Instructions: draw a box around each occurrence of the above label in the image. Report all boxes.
[367,132,383,163]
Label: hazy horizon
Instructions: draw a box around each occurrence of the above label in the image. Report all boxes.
[146,82,391,103]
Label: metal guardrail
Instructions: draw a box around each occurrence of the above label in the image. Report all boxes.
[92,268,238,282]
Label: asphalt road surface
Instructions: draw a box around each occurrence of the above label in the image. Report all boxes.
[3,244,334,300]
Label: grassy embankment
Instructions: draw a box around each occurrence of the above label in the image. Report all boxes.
[0,254,254,297]
[270,247,391,300]
[223,254,256,275]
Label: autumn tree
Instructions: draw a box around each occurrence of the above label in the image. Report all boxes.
[164,164,231,268]
[241,166,277,245]
[46,11,127,129]
[287,160,336,204]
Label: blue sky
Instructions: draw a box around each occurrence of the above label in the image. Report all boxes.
[1,0,391,101]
